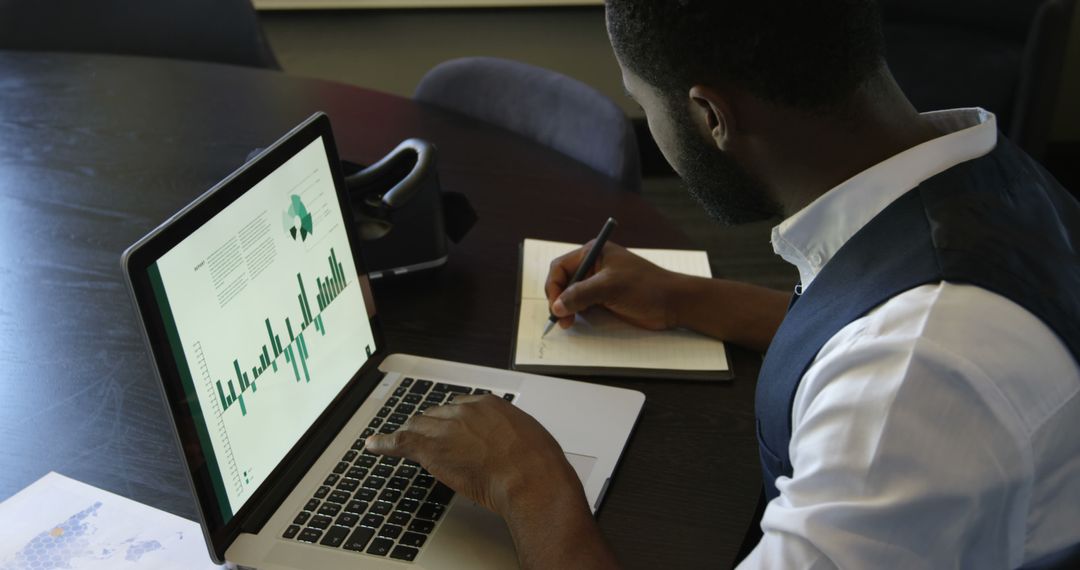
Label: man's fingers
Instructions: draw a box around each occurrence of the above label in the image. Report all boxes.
[544,240,597,303]
[365,414,443,457]
[554,273,612,316]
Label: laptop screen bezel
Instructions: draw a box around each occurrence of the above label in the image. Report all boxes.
[122,112,387,562]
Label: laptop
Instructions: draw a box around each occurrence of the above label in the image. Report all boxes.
[122,112,644,569]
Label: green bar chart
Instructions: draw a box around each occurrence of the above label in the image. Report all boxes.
[214,247,348,416]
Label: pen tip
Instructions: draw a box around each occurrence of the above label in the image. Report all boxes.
[541,320,555,338]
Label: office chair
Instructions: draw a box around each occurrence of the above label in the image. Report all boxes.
[0,0,279,69]
[881,0,1076,161]
[415,57,642,193]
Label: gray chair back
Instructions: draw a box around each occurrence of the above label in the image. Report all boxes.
[0,0,278,69]
[415,57,641,192]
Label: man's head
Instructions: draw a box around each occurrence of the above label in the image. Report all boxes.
[606,0,888,223]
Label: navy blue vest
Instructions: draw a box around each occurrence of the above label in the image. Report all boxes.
[755,135,1080,511]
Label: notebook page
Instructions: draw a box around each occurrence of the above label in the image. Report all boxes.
[521,239,714,300]
[516,239,728,372]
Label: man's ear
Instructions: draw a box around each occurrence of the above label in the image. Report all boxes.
[689,85,735,151]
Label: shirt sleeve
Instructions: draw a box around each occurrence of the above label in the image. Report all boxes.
[737,283,1046,569]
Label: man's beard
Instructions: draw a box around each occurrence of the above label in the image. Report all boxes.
[670,112,780,225]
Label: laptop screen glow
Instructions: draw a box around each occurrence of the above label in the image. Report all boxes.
[147,137,376,522]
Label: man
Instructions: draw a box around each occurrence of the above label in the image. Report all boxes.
[366,1,1080,567]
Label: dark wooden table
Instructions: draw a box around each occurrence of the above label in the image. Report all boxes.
[0,51,762,568]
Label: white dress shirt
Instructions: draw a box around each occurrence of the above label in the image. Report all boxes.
[739,108,1080,569]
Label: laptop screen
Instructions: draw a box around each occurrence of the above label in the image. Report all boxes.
[145,136,377,523]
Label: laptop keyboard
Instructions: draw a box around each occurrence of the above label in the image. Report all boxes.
[281,377,516,562]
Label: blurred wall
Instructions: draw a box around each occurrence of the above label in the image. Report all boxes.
[260,6,1080,141]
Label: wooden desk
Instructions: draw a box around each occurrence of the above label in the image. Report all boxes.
[0,51,762,568]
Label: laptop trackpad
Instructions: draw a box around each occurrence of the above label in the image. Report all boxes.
[565,452,597,484]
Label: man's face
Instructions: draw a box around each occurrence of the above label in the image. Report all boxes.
[620,66,779,225]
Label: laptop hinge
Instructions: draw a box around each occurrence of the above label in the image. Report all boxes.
[237,360,387,536]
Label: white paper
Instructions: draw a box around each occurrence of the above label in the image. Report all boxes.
[0,473,224,570]
[516,239,728,373]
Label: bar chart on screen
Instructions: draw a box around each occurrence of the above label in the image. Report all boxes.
[204,247,350,418]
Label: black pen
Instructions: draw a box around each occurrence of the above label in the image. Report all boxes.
[543,217,619,337]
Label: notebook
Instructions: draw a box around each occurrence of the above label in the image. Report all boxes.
[512,238,732,380]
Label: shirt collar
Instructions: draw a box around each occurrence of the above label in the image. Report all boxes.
[771,107,998,290]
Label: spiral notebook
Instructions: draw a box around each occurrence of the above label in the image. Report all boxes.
[511,239,732,380]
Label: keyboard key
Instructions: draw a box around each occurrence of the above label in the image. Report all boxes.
[378,524,403,539]
[408,519,435,534]
[393,386,406,397]
[320,525,350,547]
[343,526,375,552]
[323,474,340,486]
[403,393,422,405]
[416,502,446,521]
[376,406,392,418]
[379,423,400,434]
[344,499,369,515]
[435,383,471,394]
[313,486,330,499]
[379,456,403,466]
[388,511,411,527]
[355,488,377,502]
[373,465,394,478]
[327,490,350,504]
[308,515,333,530]
[418,402,436,412]
[283,524,301,539]
[294,511,311,525]
[362,476,386,490]
[351,439,365,451]
[390,544,420,561]
[317,503,341,517]
[401,377,414,387]
[356,455,376,468]
[403,459,421,468]
[333,461,348,474]
[405,486,427,501]
[409,379,433,394]
[367,537,395,556]
[361,513,385,528]
[304,498,320,511]
[395,403,417,415]
[360,428,375,439]
[387,477,409,491]
[399,531,428,548]
[379,489,402,503]
[336,512,360,528]
[413,474,435,488]
[386,396,400,407]
[396,465,418,479]
[342,450,358,462]
[368,417,383,429]
[347,466,368,480]
[396,498,419,513]
[337,478,359,492]
[503,393,516,402]
[388,412,409,425]
[425,392,447,405]
[473,388,492,395]
[370,500,392,515]
[427,482,455,505]
[297,527,322,543]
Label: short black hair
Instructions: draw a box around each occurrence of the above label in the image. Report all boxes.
[607,0,886,112]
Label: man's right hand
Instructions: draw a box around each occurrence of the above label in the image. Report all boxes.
[545,240,791,352]
[545,241,686,331]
